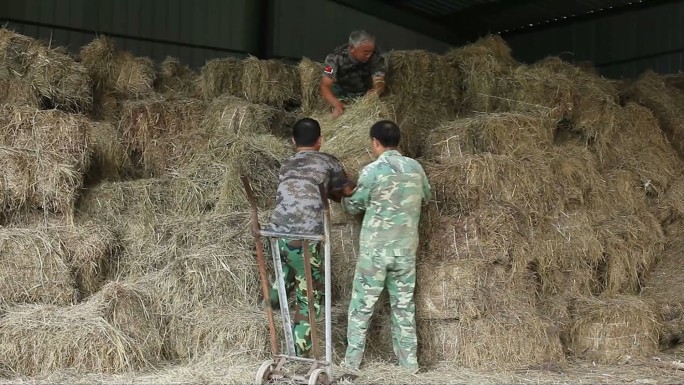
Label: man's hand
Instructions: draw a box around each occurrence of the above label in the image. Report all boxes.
[332,101,345,118]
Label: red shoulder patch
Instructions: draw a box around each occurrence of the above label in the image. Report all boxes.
[324,66,334,75]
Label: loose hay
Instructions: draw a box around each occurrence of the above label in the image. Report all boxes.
[568,295,660,363]
[415,260,536,321]
[0,280,164,376]
[154,56,199,98]
[298,57,327,113]
[590,169,649,219]
[80,36,155,98]
[445,35,518,113]
[419,305,564,369]
[316,95,396,177]
[653,176,684,228]
[330,222,361,303]
[0,227,77,305]
[549,143,605,210]
[118,97,207,176]
[198,57,244,99]
[241,56,300,107]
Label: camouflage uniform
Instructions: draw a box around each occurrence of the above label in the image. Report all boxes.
[323,44,388,100]
[340,149,431,371]
[267,150,351,357]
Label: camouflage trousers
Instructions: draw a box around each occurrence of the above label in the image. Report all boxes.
[268,239,323,357]
[343,253,418,371]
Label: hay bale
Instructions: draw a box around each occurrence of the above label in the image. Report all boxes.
[625,71,684,159]
[387,95,455,158]
[298,57,327,113]
[653,176,684,229]
[86,121,132,182]
[241,56,300,107]
[445,35,518,113]
[415,260,536,321]
[316,95,395,177]
[590,169,649,220]
[419,305,564,369]
[596,212,665,294]
[80,36,155,98]
[0,105,91,215]
[202,95,295,137]
[601,103,681,194]
[568,295,660,363]
[118,97,207,176]
[198,57,244,99]
[530,210,604,298]
[154,56,199,98]
[422,204,535,267]
[0,29,91,111]
[426,152,559,215]
[643,238,684,346]
[386,50,459,104]
[330,222,361,303]
[425,113,556,159]
[179,133,293,211]
[0,280,164,375]
[165,305,270,361]
[549,143,605,211]
[0,227,77,305]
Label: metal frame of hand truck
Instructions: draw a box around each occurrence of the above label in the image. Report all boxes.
[241,176,333,385]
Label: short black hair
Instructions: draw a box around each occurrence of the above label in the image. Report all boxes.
[370,120,401,147]
[292,118,321,146]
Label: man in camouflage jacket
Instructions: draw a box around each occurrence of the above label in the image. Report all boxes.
[340,120,431,373]
[320,30,388,117]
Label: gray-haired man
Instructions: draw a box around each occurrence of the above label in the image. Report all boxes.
[320,30,388,117]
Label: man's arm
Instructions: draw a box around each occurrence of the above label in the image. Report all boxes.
[367,50,388,96]
[341,169,373,215]
[368,76,386,96]
[321,76,344,117]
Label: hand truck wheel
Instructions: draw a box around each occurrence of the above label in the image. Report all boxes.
[254,359,276,384]
[307,368,330,385]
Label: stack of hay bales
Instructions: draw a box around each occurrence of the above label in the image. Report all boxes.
[0,29,92,112]
[154,56,200,98]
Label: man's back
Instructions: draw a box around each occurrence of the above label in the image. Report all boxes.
[269,151,347,235]
[344,150,431,256]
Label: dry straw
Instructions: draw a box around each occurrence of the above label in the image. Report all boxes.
[549,142,606,211]
[316,95,396,178]
[0,105,91,215]
[118,97,207,176]
[241,56,300,107]
[419,305,564,369]
[568,295,660,364]
[80,35,155,98]
[445,35,518,113]
[0,280,164,376]
[198,56,244,99]
[154,56,199,98]
[643,237,684,347]
[86,121,132,182]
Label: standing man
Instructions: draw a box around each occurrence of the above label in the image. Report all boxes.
[320,30,388,117]
[340,120,431,373]
[267,117,355,358]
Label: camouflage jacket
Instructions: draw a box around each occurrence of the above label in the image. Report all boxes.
[268,150,351,236]
[323,44,388,95]
[342,150,431,256]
